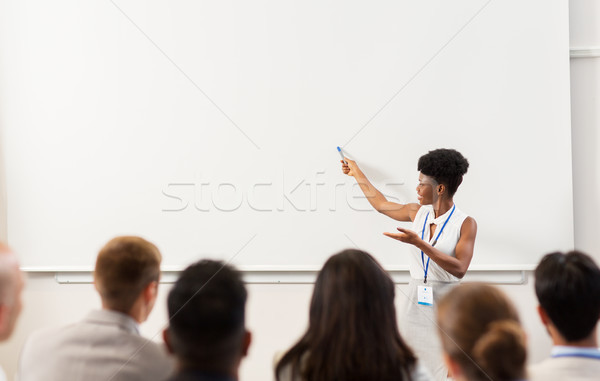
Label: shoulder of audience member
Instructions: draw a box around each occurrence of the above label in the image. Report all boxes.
[411,360,434,381]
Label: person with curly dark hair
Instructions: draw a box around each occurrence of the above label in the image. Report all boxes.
[341,148,477,381]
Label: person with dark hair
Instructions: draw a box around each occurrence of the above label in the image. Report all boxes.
[528,251,600,381]
[437,283,527,381]
[275,249,432,381]
[341,148,477,380]
[164,260,251,381]
[18,236,174,381]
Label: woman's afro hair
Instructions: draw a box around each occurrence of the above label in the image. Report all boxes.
[417,148,469,197]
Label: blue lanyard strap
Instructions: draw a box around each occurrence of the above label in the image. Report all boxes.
[420,205,456,283]
[420,213,430,283]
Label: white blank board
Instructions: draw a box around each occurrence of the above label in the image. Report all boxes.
[0,0,573,269]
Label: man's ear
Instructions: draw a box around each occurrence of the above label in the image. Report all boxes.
[144,280,159,303]
[163,328,175,354]
[241,330,252,358]
[93,276,100,293]
[443,353,462,379]
[537,305,550,325]
[0,304,8,338]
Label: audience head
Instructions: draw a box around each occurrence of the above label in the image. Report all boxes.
[93,236,161,321]
[276,249,416,381]
[437,283,526,381]
[165,260,250,376]
[0,243,24,341]
[417,148,469,198]
[534,250,600,344]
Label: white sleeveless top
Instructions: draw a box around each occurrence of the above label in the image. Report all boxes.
[408,204,469,282]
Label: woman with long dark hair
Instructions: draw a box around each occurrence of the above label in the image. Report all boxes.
[275,249,431,381]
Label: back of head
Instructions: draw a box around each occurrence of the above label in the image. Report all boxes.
[94,236,162,313]
[0,243,24,341]
[167,260,247,373]
[276,249,416,381]
[535,251,600,342]
[437,283,526,381]
[417,148,469,197]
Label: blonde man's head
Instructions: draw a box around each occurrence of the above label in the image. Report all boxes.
[94,236,162,315]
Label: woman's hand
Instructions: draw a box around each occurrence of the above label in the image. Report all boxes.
[341,158,361,177]
[383,228,422,246]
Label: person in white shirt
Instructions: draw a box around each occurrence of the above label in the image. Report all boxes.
[528,251,600,381]
[0,243,25,381]
[18,236,175,381]
[341,148,477,380]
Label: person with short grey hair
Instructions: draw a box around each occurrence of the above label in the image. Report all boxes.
[0,243,25,381]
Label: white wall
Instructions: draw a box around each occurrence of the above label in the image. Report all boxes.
[570,0,600,257]
[0,0,599,380]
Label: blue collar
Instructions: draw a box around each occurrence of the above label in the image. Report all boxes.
[551,346,600,360]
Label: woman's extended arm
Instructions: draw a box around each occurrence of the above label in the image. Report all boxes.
[384,217,477,279]
[342,158,420,222]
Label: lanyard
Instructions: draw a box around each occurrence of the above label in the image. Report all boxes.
[421,205,456,284]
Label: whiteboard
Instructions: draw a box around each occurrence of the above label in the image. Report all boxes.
[0,0,573,270]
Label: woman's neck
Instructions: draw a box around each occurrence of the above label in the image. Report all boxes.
[433,198,454,218]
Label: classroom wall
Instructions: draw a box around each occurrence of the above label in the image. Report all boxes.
[570,0,600,256]
[0,1,598,380]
